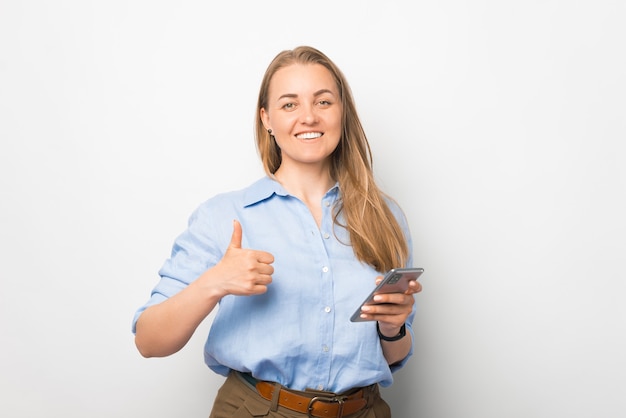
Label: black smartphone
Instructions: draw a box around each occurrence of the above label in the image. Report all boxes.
[350,267,424,322]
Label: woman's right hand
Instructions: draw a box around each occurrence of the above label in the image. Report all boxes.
[196,219,274,298]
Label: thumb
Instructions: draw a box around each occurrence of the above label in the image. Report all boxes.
[229,219,243,249]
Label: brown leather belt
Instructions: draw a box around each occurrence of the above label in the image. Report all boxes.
[254,379,370,418]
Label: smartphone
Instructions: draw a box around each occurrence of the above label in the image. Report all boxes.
[350,267,424,322]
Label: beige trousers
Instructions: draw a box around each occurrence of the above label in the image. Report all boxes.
[208,371,392,418]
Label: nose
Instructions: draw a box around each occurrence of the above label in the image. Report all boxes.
[299,103,317,124]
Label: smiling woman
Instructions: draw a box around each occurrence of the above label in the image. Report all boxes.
[132,46,422,418]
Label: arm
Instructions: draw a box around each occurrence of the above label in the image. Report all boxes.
[134,220,274,357]
[134,274,224,358]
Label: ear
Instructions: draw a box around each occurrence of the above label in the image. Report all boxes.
[260,108,271,131]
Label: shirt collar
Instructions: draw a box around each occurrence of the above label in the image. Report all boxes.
[243,176,340,207]
[243,177,287,207]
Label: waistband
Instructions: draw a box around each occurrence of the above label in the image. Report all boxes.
[235,371,377,418]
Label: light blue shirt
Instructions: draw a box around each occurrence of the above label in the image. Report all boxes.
[133,176,415,393]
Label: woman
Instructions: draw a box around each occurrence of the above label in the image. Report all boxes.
[133,46,422,418]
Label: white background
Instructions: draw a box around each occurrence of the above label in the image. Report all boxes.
[1,1,625,417]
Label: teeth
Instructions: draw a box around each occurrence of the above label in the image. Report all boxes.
[297,132,322,139]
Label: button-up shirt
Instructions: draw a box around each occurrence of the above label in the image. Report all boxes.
[133,176,415,393]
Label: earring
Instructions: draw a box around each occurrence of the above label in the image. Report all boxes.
[268,129,273,135]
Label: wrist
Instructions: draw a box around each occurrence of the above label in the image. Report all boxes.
[377,322,406,342]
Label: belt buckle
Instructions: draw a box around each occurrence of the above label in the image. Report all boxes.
[307,395,348,418]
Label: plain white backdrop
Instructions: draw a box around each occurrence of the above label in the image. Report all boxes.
[1,1,625,417]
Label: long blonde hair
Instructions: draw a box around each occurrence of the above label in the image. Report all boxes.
[255,46,409,272]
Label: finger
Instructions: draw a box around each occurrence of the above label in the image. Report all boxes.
[374,275,384,285]
[255,251,275,265]
[372,292,414,305]
[229,219,243,249]
[255,273,273,285]
[256,262,275,276]
[252,283,271,294]
[359,306,411,325]
[405,280,422,294]
[362,300,413,316]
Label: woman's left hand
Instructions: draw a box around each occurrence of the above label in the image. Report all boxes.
[359,276,422,333]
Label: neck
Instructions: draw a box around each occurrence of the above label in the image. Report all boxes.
[274,164,335,203]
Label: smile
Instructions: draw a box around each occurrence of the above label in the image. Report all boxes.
[296,132,323,140]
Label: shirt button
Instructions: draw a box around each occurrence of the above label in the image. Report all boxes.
[322,266,329,273]
[317,384,324,391]
[322,345,329,352]
[324,306,331,313]
[323,232,330,239]
[324,201,330,207]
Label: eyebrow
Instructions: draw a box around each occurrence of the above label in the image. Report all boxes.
[277,89,336,101]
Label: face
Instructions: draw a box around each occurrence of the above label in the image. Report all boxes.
[260,63,343,171]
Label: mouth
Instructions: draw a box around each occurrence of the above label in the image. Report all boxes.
[295,132,323,140]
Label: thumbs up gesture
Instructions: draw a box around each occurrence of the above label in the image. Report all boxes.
[202,220,274,298]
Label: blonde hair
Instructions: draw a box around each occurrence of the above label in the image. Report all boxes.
[255,46,409,272]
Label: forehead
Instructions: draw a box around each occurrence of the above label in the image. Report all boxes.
[268,63,339,97]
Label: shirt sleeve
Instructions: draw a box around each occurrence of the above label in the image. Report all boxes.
[131,201,227,333]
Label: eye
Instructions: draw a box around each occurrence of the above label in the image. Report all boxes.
[282,102,296,110]
[317,99,332,107]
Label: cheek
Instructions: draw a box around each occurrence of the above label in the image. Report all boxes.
[328,110,343,129]
[272,117,295,134]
